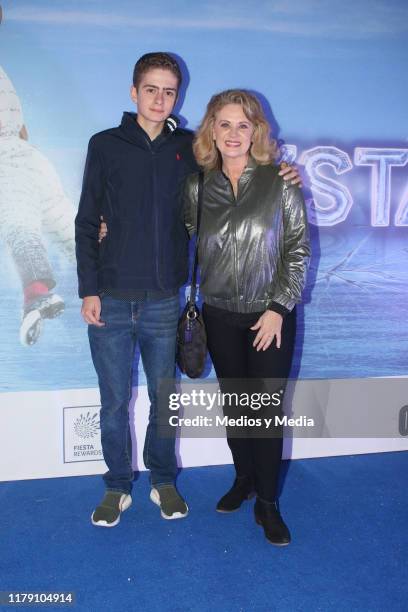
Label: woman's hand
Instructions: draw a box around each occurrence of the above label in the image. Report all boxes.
[250,310,283,351]
[99,215,108,243]
[279,161,302,186]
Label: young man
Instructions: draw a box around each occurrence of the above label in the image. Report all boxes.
[75,52,300,527]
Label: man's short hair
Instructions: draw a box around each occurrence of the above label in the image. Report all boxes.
[133,53,182,90]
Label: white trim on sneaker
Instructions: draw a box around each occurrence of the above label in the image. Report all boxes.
[150,488,189,520]
[91,494,132,528]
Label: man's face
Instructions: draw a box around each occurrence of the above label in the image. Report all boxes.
[131,68,178,127]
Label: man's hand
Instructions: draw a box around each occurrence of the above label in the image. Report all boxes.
[81,296,105,326]
[279,161,302,186]
[99,216,107,243]
[251,310,283,351]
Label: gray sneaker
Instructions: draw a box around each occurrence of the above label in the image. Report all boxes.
[150,485,188,520]
[91,491,132,528]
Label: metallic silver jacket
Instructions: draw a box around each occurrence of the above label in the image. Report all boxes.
[183,158,311,314]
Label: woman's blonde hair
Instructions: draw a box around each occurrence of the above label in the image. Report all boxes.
[193,89,277,170]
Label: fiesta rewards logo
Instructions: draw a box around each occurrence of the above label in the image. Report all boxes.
[74,412,100,439]
[63,405,103,463]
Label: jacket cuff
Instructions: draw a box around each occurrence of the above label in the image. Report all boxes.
[267,301,290,318]
[79,284,99,299]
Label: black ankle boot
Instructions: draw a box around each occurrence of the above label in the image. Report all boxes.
[254,498,291,546]
[216,476,255,513]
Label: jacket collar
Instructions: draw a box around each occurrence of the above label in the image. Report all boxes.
[217,155,258,185]
[239,155,257,186]
[120,112,179,147]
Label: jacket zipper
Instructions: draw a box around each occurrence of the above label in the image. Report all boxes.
[225,176,240,308]
[151,147,164,290]
[145,131,174,291]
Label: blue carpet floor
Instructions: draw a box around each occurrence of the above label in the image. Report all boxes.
[1,452,407,612]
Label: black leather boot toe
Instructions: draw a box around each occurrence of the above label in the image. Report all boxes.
[216,476,255,513]
[254,498,291,546]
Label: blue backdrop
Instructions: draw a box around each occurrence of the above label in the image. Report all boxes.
[0,0,407,391]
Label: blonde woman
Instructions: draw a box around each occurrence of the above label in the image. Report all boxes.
[184,90,310,545]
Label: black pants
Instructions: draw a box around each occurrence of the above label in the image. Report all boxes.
[203,303,296,502]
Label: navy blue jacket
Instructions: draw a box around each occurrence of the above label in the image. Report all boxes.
[75,112,198,298]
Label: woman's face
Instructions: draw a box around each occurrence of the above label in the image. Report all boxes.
[212,103,254,164]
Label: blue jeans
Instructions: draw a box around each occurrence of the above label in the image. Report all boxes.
[88,295,180,494]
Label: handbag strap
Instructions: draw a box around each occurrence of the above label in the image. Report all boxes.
[188,171,204,310]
